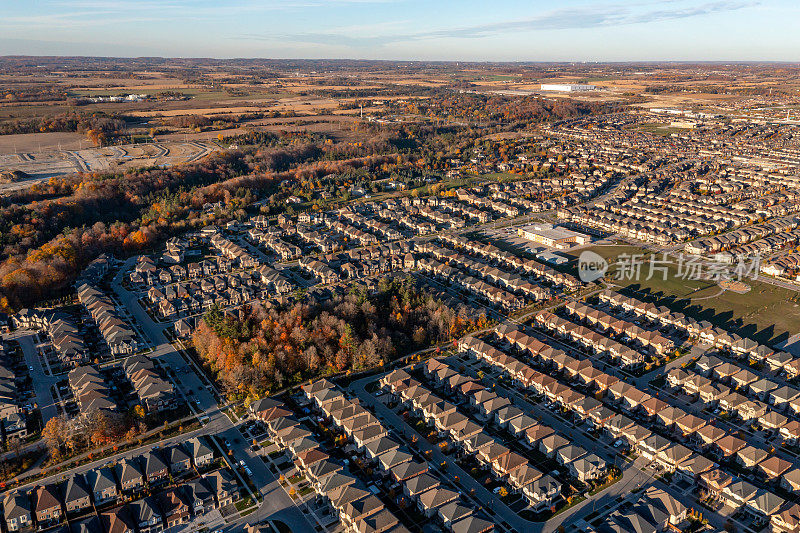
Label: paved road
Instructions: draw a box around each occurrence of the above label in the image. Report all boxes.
[350,368,665,533]
[349,374,528,533]
[109,257,316,532]
[492,382,655,533]
[14,333,59,424]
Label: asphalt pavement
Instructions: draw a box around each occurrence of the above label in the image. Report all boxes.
[109,257,316,532]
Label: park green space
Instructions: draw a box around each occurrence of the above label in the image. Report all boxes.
[563,244,800,346]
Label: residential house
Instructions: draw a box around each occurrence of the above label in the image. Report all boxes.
[63,474,91,515]
[86,467,118,507]
[3,491,31,532]
[130,497,162,533]
[34,485,63,527]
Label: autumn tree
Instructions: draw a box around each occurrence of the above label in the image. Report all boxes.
[42,416,70,460]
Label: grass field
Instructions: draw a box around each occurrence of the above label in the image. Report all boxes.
[632,122,690,137]
[563,244,800,346]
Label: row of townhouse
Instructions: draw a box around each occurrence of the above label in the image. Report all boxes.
[498,172,612,197]
[0,352,25,441]
[686,215,799,256]
[533,311,648,368]
[763,251,800,279]
[645,195,754,226]
[464,331,619,397]
[436,234,582,291]
[76,254,114,286]
[295,224,343,253]
[68,366,116,418]
[1,436,227,532]
[453,189,522,218]
[596,290,790,364]
[425,244,551,301]
[563,208,691,244]
[723,229,800,265]
[307,379,493,533]
[361,217,404,241]
[209,233,260,269]
[155,288,252,319]
[299,247,415,287]
[327,220,380,247]
[416,206,466,230]
[146,267,293,319]
[77,284,138,356]
[483,324,800,527]
[618,198,748,231]
[437,199,492,223]
[398,214,437,236]
[337,208,405,241]
[335,240,412,262]
[384,367,563,512]
[370,196,450,229]
[299,258,341,285]
[49,316,87,365]
[13,309,88,365]
[563,301,675,354]
[736,190,800,212]
[255,387,473,533]
[337,256,409,281]
[417,258,523,310]
[131,254,236,287]
[251,232,303,261]
[122,355,175,413]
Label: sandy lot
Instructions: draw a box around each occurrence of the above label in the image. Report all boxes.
[0,140,218,185]
[0,131,87,155]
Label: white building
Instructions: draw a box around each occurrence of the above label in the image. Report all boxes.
[518,223,591,249]
[540,84,596,92]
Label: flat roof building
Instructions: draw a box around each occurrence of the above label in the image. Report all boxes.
[518,223,591,249]
[540,83,597,92]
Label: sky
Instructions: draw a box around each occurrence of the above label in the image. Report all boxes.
[0,0,798,61]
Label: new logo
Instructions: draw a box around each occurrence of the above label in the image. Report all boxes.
[578,251,608,283]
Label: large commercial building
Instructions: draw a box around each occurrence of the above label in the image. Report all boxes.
[540,83,597,92]
[518,223,591,249]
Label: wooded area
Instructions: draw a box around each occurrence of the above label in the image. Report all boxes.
[192,277,486,400]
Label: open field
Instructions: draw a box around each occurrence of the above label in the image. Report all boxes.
[0,140,218,188]
[0,131,86,154]
[561,244,800,346]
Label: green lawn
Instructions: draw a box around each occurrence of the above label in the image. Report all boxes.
[632,122,690,137]
[235,496,256,512]
[563,244,800,346]
[588,474,622,496]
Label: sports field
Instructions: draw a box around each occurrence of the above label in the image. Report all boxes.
[563,244,800,347]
